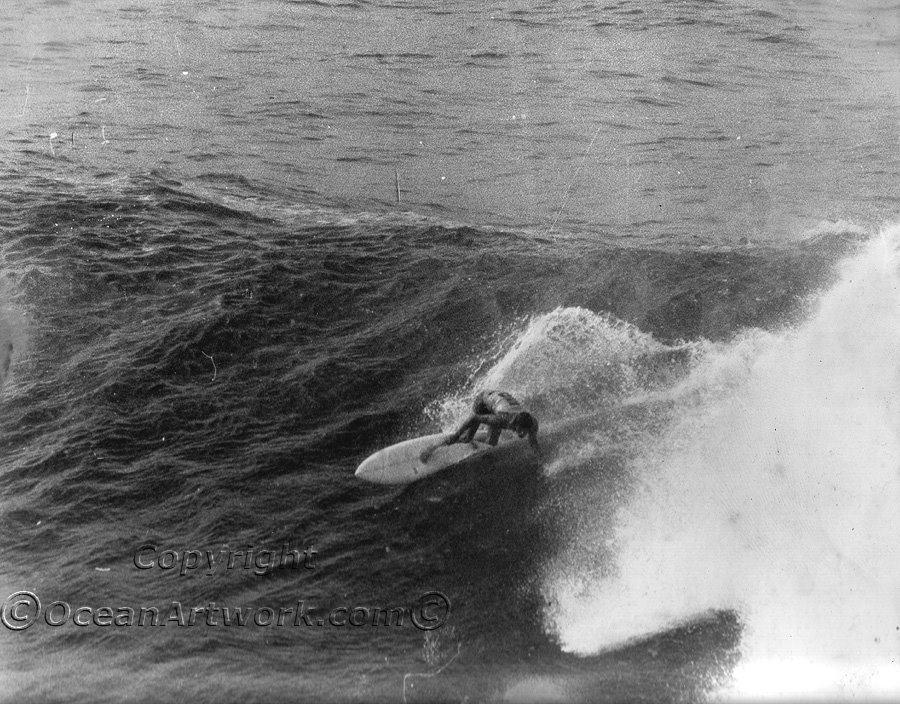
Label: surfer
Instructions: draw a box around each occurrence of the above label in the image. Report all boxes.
[420,389,540,463]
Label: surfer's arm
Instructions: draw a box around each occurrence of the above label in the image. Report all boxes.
[419,413,497,462]
[419,416,479,462]
[447,416,481,443]
[451,414,502,441]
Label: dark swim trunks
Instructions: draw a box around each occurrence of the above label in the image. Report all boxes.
[472,390,523,425]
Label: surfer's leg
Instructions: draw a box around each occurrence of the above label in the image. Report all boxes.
[460,416,480,442]
[487,425,501,446]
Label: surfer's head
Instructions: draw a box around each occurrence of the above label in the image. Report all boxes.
[511,412,538,437]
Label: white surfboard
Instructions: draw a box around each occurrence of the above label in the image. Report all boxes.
[355,432,505,485]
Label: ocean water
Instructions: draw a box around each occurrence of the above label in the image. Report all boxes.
[0,0,899,702]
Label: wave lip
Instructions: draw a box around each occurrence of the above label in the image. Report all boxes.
[543,223,900,701]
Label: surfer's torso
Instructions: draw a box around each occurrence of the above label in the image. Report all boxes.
[473,390,523,419]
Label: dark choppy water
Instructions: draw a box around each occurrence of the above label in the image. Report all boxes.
[1,1,899,702]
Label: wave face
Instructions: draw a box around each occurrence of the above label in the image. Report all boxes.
[2,0,899,697]
[543,225,900,700]
[0,169,875,702]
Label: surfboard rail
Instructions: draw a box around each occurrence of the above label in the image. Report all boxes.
[355,432,514,485]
